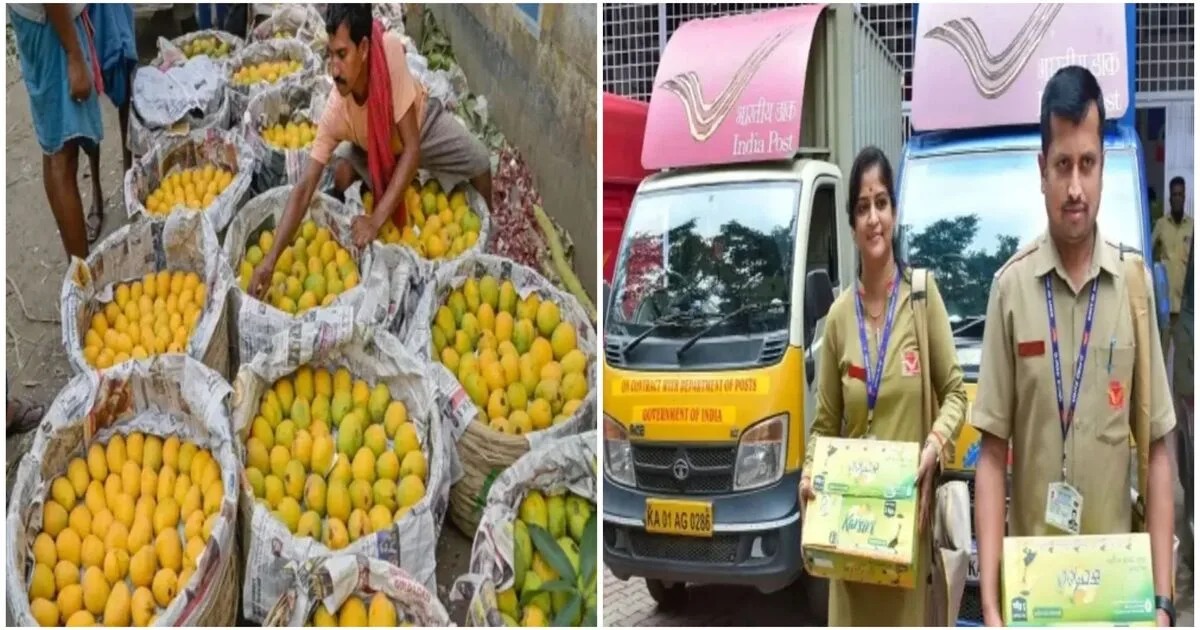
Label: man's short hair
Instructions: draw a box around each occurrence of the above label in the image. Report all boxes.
[1039,65,1106,156]
[326,3,372,44]
[1170,176,1186,191]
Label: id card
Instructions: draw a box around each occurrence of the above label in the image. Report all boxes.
[1045,481,1082,535]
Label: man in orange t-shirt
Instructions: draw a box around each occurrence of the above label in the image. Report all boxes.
[249,3,492,299]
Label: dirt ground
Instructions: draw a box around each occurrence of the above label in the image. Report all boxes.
[4,10,473,625]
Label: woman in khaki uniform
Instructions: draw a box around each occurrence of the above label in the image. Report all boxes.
[799,147,968,626]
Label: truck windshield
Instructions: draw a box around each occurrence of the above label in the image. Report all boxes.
[899,148,1143,333]
[607,181,799,338]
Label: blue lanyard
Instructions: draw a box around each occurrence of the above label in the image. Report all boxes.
[1044,273,1100,478]
[854,268,901,432]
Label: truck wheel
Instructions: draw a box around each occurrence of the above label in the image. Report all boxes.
[645,579,687,610]
[799,570,829,625]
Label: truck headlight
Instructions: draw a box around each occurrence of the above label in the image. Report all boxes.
[604,415,635,487]
[733,414,788,491]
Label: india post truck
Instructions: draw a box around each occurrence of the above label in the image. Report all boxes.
[602,4,903,613]
[898,4,1168,624]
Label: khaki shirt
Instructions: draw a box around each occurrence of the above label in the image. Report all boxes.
[1151,215,1193,313]
[805,272,968,471]
[804,271,967,626]
[972,231,1176,537]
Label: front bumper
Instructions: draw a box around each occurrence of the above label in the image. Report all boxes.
[603,469,804,594]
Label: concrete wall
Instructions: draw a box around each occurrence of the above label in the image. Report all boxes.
[410,3,598,299]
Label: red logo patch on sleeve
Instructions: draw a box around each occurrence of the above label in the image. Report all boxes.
[1018,340,1046,357]
[847,364,867,381]
[902,350,921,376]
[1108,380,1125,411]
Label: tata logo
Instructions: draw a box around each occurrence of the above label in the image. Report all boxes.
[672,458,691,481]
[923,3,1063,99]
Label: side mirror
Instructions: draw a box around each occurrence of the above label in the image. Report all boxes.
[896,225,912,264]
[804,270,836,348]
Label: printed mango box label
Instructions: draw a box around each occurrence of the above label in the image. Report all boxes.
[810,436,918,499]
[802,437,920,588]
[1002,534,1156,626]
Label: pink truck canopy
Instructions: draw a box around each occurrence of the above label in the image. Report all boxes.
[642,4,825,170]
[911,3,1129,132]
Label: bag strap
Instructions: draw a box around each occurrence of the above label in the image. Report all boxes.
[911,268,938,436]
[1122,255,1152,533]
[913,267,954,626]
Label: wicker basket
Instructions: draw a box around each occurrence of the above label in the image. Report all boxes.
[448,421,531,537]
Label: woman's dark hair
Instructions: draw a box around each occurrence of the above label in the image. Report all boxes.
[326,3,373,43]
[847,145,907,277]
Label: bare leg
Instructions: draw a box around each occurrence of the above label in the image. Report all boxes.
[470,171,494,212]
[44,142,89,260]
[119,99,132,173]
[85,139,103,225]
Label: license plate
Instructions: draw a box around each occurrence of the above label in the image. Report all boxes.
[644,498,713,538]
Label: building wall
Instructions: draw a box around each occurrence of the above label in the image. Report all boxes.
[412,3,598,298]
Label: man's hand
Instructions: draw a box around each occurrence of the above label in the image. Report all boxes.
[916,439,940,534]
[1158,609,1171,627]
[351,213,385,249]
[248,257,276,300]
[67,54,92,102]
[983,608,1003,627]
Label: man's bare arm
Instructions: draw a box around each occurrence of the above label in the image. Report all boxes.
[1147,437,1175,601]
[45,5,84,60]
[976,432,1008,626]
[268,159,324,262]
[248,159,325,297]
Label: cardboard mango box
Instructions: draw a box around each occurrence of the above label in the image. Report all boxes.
[1002,534,1157,626]
[801,437,920,588]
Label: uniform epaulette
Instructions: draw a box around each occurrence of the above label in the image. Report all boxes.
[1109,240,1143,264]
[994,241,1040,279]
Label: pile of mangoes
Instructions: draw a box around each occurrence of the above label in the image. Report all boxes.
[82,271,207,369]
[242,366,429,549]
[237,220,360,315]
[182,36,231,59]
[363,180,482,260]
[433,275,589,435]
[263,120,317,151]
[25,433,225,626]
[144,165,235,216]
[232,59,303,87]
[498,490,597,626]
[308,593,408,626]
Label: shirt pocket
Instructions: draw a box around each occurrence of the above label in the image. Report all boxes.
[1091,344,1135,445]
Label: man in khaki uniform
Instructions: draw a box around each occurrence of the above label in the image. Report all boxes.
[971,66,1178,627]
[1152,176,1193,345]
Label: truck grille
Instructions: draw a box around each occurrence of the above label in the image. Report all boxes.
[626,529,741,563]
[632,444,736,495]
[959,585,984,623]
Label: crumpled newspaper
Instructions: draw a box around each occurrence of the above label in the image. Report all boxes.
[133,54,226,129]
[251,4,328,61]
